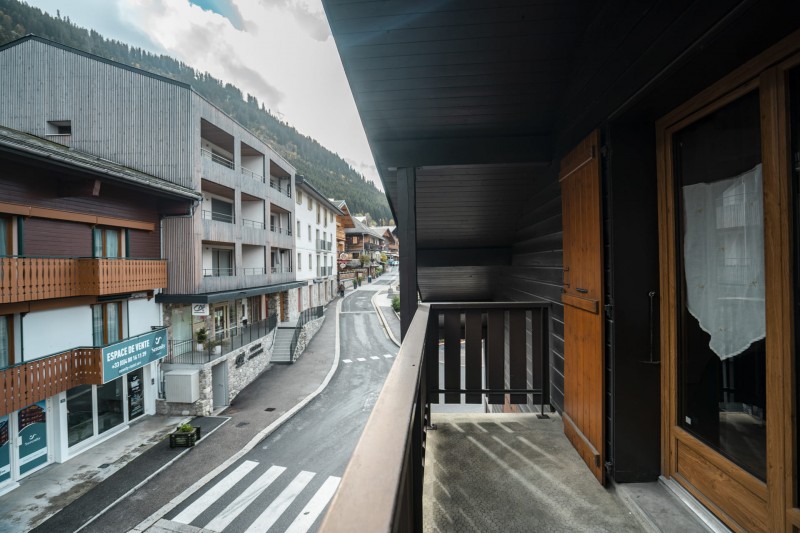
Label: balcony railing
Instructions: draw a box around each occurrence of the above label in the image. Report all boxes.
[320,302,550,531]
[286,306,324,363]
[242,267,266,275]
[203,267,235,277]
[270,266,293,274]
[270,225,292,235]
[0,256,167,304]
[242,218,265,229]
[241,167,265,183]
[0,347,103,417]
[165,316,278,365]
[201,147,235,169]
[202,209,235,224]
[269,179,292,198]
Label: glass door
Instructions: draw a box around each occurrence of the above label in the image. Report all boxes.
[673,90,766,480]
[17,401,48,477]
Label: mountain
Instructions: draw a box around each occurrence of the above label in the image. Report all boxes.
[0,0,393,224]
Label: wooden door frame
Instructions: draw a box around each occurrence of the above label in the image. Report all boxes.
[656,29,800,532]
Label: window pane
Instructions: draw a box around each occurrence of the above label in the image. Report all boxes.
[67,385,94,447]
[0,316,9,367]
[674,90,765,480]
[0,218,7,256]
[105,230,119,258]
[97,378,123,434]
[106,303,120,344]
[93,228,102,258]
[92,305,104,346]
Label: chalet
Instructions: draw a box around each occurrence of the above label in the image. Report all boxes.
[0,35,301,417]
[0,124,198,495]
[294,176,343,307]
[320,1,800,531]
[373,225,399,261]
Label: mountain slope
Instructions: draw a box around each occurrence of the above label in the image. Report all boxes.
[0,0,392,223]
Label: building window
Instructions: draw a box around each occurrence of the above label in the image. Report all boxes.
[296,190,302,205]
[307,197,313,211]
[92,302,122,346]
[0,315,13,368]
[0,216,10,256]
[297,221,301,236]
[210,197,234,224]
[46,120,71,135]
[308,254,312,270]
[352,236,357,244]
[211,248,234,276]
[93,227,123,258]
[298,253,302,270]
[317,204,321,224]
[308,224,312,241]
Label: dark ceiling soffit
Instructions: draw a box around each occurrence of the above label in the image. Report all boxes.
[417,248,512,268]
[155,281,306,304]
[374,134,552,170]
[0,133,201,202]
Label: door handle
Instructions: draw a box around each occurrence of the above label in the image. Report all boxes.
[576,288,588,294]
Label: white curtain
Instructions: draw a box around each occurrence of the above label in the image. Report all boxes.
[682,164,764,360]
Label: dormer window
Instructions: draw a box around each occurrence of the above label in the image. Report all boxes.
[47,120,72,135]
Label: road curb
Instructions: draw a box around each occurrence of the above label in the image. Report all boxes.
[130,299,343,532]
[372,289,401,348]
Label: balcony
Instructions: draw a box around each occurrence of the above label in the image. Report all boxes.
[241,167,264,183]
[321,302,559,531]
[242,218,265,229]
[0,257,167,304]
[201,147,235,170]
[0,347,102,417]
[202,209,235,224]
[270,178,292,199]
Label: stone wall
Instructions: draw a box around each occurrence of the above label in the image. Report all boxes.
[156,327,276,416]
[291,315,325,360]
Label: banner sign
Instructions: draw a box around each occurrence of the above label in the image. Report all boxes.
[102,328,168,383]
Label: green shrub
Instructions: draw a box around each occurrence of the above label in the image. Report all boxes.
[178,423,194,432]
[391,295,400,313]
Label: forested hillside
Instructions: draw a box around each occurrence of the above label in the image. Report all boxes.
[0,0,393,223]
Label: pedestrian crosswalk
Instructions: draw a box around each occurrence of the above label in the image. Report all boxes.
[167,460,341,533]
[341,353,394,365]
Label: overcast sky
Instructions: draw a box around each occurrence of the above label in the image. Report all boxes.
[26,0,381,188]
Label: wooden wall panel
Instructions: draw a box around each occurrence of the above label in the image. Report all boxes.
[24,218,91,257]
[128,229,160,259]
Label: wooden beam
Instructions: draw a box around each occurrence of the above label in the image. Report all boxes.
[398,166,417,339]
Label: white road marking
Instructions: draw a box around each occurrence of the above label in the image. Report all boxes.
[383,353,393,358]
[283,476,342,533]
[342,359,352,364]
[205,465,286,532]
[244,470,316,532]
[370,356,380,360]
[356,357,366,362]
[173,460,259,524]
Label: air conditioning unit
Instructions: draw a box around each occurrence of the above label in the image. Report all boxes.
[165,369,200,403]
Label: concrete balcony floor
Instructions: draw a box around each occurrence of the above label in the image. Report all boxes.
[423,413,713,533]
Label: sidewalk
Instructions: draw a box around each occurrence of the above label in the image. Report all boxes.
[0,298,342,533]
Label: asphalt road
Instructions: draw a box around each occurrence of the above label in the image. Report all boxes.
[153,280,398,532]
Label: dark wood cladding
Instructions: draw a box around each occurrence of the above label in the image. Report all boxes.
[128,229,160,259]
[24,218,92,257]
[0,163,162,225]
[497,173,564,413]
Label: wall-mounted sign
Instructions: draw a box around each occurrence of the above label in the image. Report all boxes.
[192,303,210,316]
[102,329,168,383]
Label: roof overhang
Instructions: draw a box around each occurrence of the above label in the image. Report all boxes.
[156,281,306,304]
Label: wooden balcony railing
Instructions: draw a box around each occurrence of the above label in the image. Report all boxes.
[0,347,103,417]
[320,302,550,532]
[0,257,167,304]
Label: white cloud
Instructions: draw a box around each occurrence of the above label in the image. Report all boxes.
[27,0,380,188]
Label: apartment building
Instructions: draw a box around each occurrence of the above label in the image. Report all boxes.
[0,124,198,495]
[0,35,301,418]
[294,177,342,308]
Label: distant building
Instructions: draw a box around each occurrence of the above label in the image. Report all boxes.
[294,176,343,306]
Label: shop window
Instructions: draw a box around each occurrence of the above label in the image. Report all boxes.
[93,302,122,346]
[67,385,93,447]
[97,379,123,434]
[67,376,126,447]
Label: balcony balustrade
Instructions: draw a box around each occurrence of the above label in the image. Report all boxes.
[202,209,235,224]
[0,347,103,417]
[321,301,550,531]
[200,147,235,169]
[242,218,265,229]
[270,225,292,235]
[0,257,167,304]
[241,167,265,183]
[269,179,292,198]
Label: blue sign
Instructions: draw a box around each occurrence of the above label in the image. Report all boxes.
[102,329,168,383]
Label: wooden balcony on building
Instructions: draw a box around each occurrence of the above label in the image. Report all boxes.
[0,347,103,417]
[0,257,167,304]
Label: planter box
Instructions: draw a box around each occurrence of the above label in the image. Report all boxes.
[169,426,202,448]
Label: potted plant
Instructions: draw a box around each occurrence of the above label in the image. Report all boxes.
[196,328,208,351]
[169,422,202,448]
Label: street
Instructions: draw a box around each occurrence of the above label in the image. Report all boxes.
[28,272,399,533]
[155,279,398,532]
